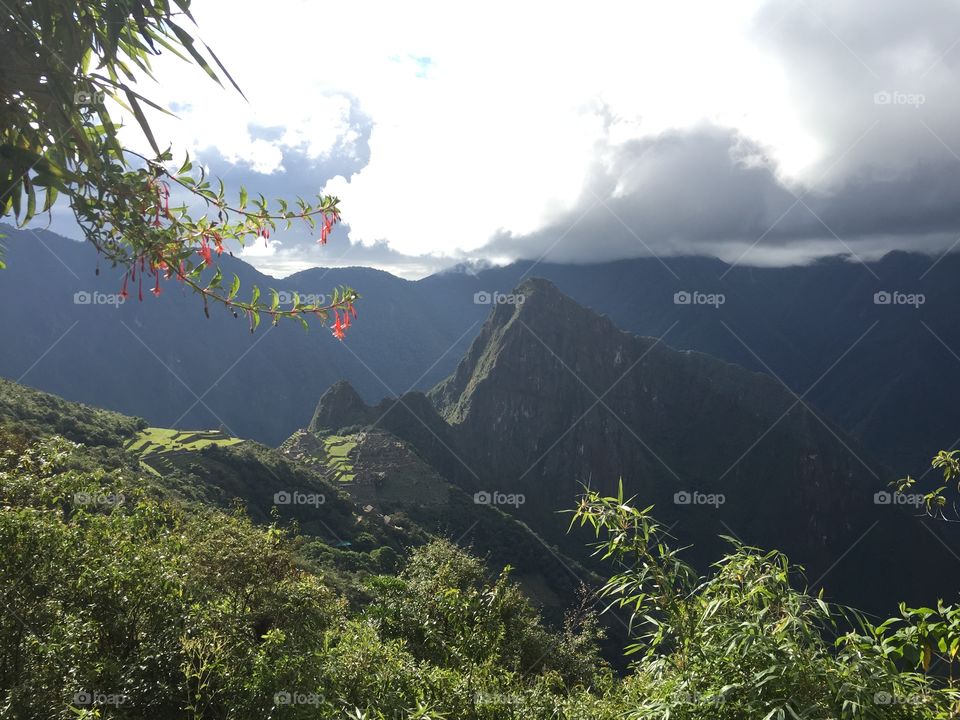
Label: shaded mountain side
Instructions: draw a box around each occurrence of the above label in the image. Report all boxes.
[309,279,960,615]
[280,426,605,629]
[6,225,960,473]
[423,253,960,473]
[0,227,475,445]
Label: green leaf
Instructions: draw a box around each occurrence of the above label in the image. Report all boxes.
[202,41,247,100]
[24,181,36,224]
[167,21,223,87]
[123,89,160,155]
[207,268,223,290]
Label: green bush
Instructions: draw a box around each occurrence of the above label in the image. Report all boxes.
[2,434,959,718]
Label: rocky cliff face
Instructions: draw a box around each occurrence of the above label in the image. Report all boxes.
[306,279,960,612]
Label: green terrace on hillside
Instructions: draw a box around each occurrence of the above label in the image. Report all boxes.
[126,427,244,474]
[323,434,357,482]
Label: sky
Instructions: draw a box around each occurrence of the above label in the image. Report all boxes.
[90,0,960,279]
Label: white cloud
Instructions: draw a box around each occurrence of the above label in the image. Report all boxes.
[117,0,815,257]
[239,237,281,258]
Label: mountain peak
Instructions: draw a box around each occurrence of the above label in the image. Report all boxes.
[309,381,370,432]
[430,278,622,422]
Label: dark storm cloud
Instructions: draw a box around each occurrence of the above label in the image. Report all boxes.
[753,0,960,178]
[479,124,960,265]
[479,0,960,266]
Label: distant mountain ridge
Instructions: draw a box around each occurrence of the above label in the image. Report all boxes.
[2,225,959,473]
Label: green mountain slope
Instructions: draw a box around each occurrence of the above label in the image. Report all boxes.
[0,374,599,629]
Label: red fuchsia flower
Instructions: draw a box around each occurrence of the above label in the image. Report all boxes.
[319,211,338,245]
[119,275,129,300]
[331,312,345,340]
[160,181,171,218]
[151,272,162,297]
[197,239,213,266]
[342,309,352,330]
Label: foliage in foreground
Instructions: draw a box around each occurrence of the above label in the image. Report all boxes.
[1,434,960,718]
[0,434,609,719]
[570,483,960,719]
